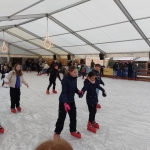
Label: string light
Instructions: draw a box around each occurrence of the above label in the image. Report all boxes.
[42,17,53,50]
[0,31,8,53]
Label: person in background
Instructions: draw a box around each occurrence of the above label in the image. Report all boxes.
[127,61,133,80]
[36,61,41,76]
[80,63,86,79]
[25,59,30,73]
[132,62,138,80]
[90,60,95,69]
[100,65,105,76]
[5,63,28,113]
[1,65,9,86]
[113,62,118,79]
[92,64,105,109]
[120,62,125,79]
[35,139,73,150]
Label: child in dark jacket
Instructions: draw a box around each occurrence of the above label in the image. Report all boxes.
[1,65,9,86]
[46,64,61,94]
[54,66,81,139]
[92,64,105,109]
[79,71,106,133]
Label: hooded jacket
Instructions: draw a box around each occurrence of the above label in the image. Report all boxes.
[81,78,104,105]
[92,69,104,85]
[59,75,79,103]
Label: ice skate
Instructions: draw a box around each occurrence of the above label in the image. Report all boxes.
[93,121,100,129]
[97,104,101,109]
[16,107,21,112]
[54,133,60,140]
[70,131,81,138]
[46,90,50,94]
[0,125,4,133]
[11,108,16,113]
[87,122,96,133]
[52,90,57,94]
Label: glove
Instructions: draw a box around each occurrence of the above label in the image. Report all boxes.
[102,91,107,97]
[64,103,71,112]
[102,83,105,86]
[78,90,84,98]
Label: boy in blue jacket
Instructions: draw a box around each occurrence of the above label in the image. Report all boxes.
[79,71,106,133]
[54,66,82,139]
[92,64,105,109]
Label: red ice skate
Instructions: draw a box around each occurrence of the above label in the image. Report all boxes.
[53,133,60,140]
[52,90,57,94]
[46,90,50,94]
[16,107,21,112]
[70,131,81,138]
[87,122,96,133]
[11,109,16,113]
[0,125,4,133]
[93,122,100,129]
[97,104,101,109]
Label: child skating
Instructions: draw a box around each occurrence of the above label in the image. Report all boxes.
[92,64,105,109]
[79,71,106,133]
[5,63,29,113]
[54,66,81,139]
[46,64,61,94]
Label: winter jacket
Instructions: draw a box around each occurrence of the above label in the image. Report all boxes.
[5,70,27,88]
[25,61,30,67]
[59,75,79,103]
[90,61,95,69]
[49,68,61,81]
[81,79,104,105]
[132,64,138,72]
[128,63,133,72]
[44,64,49,69]
[1,69,9,79]
[92,69,104,85]
[120,64,125,71]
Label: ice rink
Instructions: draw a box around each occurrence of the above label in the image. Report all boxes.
[0,72,150,150]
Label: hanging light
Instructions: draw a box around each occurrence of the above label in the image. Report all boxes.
[0,31,8,53]
[42,17,53,49]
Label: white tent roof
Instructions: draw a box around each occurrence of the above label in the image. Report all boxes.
[0,0,150,57]
[135,57,149,62]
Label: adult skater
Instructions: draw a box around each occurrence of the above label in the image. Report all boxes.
[46,64,61,94]
[0,125,4,133]
[132,62,138,80]
[1,65,9,86]
[54,66,81,139]
[5,63,29,113]
[79,71,106,133]
[92,64,105,109]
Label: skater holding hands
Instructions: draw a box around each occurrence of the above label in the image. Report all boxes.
[54,66,81,139]
[5,63,28,113]
[79,71,106,133]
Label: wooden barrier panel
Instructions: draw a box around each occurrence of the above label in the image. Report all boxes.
[104,68,113,76]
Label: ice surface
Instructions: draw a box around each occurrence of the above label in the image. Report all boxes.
[0,72,150,150]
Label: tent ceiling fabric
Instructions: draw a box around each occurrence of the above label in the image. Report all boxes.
[0,0,150,55]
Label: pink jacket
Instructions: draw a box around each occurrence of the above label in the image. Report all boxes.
[5,71,27,88]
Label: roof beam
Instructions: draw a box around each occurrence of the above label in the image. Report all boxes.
[0,38,40,56]
[114,0,150,47]
[0,0,90,22]
[9,0,45,18]
[17,26,73,55]
[5,30,58,55]
[48,16,105,54]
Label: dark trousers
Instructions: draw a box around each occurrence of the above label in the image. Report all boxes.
[47,80,56,90]
[128,71,132,78]
[82,72,86,78]
[54,102,77,134]
[10,87,21,109]
[37,68,40,74]
[88,104,97,123]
